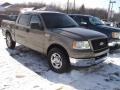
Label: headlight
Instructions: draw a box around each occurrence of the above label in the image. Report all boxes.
[112,32,120,39]
[72,41,90,49]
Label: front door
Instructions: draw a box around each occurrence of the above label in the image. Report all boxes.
[27,14,45,53]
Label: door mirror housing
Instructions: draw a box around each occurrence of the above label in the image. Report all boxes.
[30,23,44,30]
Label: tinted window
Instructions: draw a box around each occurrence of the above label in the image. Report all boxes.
[89,16,104,25]
[41,13,78,29]
[73,16,82,25]
[18,14,31,26]
[69,15,75,19]
[73,16,88,25]
[30,15,41,24]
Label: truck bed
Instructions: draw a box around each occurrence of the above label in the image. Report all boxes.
[1,20,15,36]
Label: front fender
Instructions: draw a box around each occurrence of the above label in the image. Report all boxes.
[43,32,73,56]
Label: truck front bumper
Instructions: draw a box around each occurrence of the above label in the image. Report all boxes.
[69,49,109,67]
[70,55,107,67]
[108,40,120,49]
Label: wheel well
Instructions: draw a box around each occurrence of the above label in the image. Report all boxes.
[47,44,69,58]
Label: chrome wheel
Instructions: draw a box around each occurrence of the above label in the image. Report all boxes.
[6,34,11,47]
[51,53,62,69]
[6,33,16,49]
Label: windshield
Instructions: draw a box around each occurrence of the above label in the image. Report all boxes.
[89,16,104,25]
[41,13,79,29]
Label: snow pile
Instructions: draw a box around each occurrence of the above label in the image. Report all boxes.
[0,30,120,90]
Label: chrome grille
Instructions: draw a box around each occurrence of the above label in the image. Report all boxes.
[90,38,108,51]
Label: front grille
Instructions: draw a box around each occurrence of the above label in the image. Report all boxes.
[91,38,108,51]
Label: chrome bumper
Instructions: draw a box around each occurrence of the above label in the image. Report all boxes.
[108,41,120,47]
[94,49,109,57]
[70,56,106,67]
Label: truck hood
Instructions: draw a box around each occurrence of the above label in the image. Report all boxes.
[97,25,120,32]
[52,27,107,40]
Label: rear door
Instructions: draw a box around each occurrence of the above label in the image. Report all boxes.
[27,14,45,53]
[15,14,31,46]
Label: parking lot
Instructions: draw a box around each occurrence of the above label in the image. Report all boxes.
[0,30,120,90]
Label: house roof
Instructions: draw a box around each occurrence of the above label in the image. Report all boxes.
[0,2,12,12]
[1,2,11,7]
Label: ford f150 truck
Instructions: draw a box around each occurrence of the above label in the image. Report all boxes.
[2,11,109,73]
[69,14,120,49]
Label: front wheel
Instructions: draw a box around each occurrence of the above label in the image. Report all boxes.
[6,33,16,49]
[48,48,70,73]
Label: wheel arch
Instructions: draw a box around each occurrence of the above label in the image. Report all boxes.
[47,44,69,58]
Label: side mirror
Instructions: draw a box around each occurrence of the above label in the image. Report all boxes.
[30,23,44,30]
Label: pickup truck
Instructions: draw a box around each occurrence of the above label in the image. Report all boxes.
[69,14,120,50]
[1,11,109,73]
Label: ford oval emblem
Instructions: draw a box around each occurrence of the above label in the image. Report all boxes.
[100,42,104,46]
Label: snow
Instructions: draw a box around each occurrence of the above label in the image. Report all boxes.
[0,30,120,90]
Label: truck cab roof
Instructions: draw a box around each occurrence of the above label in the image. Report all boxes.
[22,10,65,15]
[68,14,93,17]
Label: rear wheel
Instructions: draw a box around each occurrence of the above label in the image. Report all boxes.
[48,48,70,73]
[6,33,16,49]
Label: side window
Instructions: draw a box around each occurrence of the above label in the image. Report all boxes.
[74,16,81,25]
[18,14,31,26]
[80,17,88,25]
[74,16,88,26]
[30,15,41,24]
[70,15,75,19]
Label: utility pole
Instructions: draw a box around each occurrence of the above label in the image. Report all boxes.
[67,0,69,14]
[74,0,76,11]
[110,1,116,20]
[107,0,111,22]
[119,7,120,13]
[107,0,116,22]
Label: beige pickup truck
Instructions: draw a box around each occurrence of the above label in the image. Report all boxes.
[1,11,109,73]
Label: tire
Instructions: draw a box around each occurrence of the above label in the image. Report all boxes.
[6,33,16,49]
[48,47,71,73]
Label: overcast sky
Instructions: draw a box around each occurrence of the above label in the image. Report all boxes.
[0,0,120,12]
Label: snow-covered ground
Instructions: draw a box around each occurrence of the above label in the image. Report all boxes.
[0,30,120,90]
